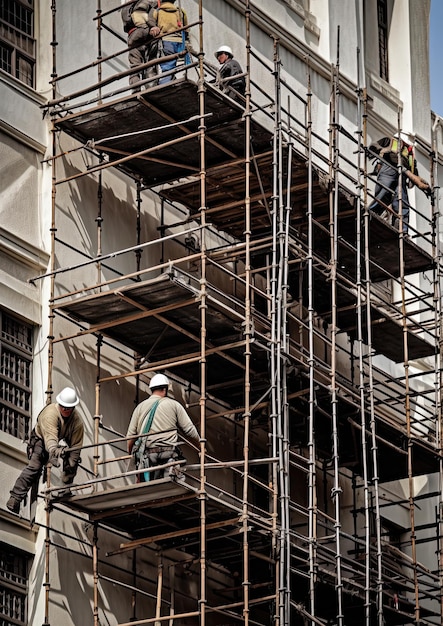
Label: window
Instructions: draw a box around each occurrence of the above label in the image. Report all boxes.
[0,0,35,87]
[0,310,33,441]
[0,543,30,626]
[377,0,389,81]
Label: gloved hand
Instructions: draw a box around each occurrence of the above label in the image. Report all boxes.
[49,444,67,468]
[423,186,434,201]
[149,26,160,37]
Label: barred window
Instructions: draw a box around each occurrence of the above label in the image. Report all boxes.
[0,0,35,87]
[377,0,389,81]
[0,311,33,441]
[0,543,30,626]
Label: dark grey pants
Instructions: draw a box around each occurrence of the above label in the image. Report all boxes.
[128,28,158,88]
[142,447,178,481]
[10,437,48,501]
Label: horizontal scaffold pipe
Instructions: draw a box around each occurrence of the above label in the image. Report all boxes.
[30,226,203,284]
[110,517,241,556]
[55,129,202,186]
[45,27,199,101]
[98,340,250,383]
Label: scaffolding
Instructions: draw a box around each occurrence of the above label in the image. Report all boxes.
[25,1,443,625]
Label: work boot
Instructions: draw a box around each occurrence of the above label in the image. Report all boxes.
[6,495,21,514]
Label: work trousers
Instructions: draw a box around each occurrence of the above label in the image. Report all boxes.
[10,435,78,501]
[10,437,48,501]
[158,40,190,84]
[141,447,178,481]
[128,28,158,89]
[369,163,410,233]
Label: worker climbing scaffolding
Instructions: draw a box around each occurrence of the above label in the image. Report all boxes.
[368,134,433,233]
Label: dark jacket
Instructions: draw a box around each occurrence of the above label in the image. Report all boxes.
[217,57,245,100]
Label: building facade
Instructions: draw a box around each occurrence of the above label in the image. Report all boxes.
[1,1,443,625]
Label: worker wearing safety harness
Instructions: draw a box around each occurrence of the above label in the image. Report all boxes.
[368,135,432,234]
[126,374,199,481]
[152,0,190,84]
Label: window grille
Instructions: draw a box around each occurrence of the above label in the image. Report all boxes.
[0,543,29,626]
[377,0,389,81]
[0,0,35,87]
[0,311,33,441]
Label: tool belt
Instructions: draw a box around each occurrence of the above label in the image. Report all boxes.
[146,445,175,454]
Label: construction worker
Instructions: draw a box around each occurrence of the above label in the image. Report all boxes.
[122,0,161,91]
[127,373,199,481]
[6,387,84,514]
[152,0,190,85]
[214,45,246,103]
[368,135,432,234]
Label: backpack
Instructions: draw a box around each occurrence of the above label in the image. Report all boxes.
[121,2,136,33]
[121,1,153,33]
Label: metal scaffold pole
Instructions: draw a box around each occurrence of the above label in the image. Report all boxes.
[197,0,208,623]
[355,45,383,625]
[242,2,253,624]
[270,34,282,626]
[355,58,372,626]
[96,0,103,104]
[305,60,318,626]
[43,1,59,623]
[361,79,384,626]
[431,116,443,624]
[328,28,344,626]
[396,109,421,624]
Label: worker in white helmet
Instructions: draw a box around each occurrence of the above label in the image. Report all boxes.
[7,387,84,514]
[214,44,246,103]
[368,134,432,234]
[126,373,199,482]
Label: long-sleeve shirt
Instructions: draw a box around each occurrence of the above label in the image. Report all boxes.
[217,58,246,99]
[126,395,199,449]
[35,403,84,464]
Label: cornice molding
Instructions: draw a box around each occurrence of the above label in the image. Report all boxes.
[0,227,49,271]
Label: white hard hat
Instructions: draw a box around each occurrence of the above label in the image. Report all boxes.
[149,373,170,389]
[56,387,80,407]
[215,45,233,59]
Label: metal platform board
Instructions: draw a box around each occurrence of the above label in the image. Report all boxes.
[54,79,272,187]
[161,158,433,282]
[55,269,271,407]
[55,474,274,573]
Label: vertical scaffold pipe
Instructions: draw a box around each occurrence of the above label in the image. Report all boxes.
[355,47,370,625]
[361,77,384,626]
[355,63,373,626]
[241,2,253,626]
[135,181,142,275]
[269,35,282,626]
[197,0,207,624]
[328,28,344,626]
[93,522,100,626]
[96,0,103,104]
[43,3,59,621]
[430,116,443,624]
[306,61,318,626]
[396,110,421,624]
[47,0,58,405]
[275,53,291,626]
[96,155,104,284]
